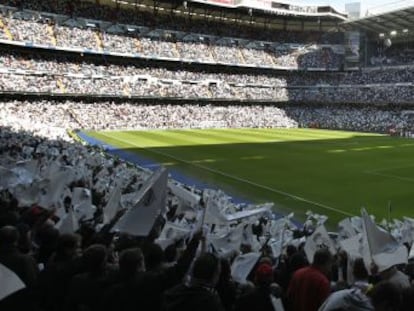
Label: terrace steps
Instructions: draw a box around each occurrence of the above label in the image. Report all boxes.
[66,108,85,128]
[56,79,67,93]
[122,82,131,97]
[0,18,13,40]
[134,38,142,53]
[47,24,57,46]
[209,45,217,61]
[238,49,247,64]
[95,31,104,51]
[172,42,180,58]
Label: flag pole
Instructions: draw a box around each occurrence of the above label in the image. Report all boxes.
[387,200,392,232]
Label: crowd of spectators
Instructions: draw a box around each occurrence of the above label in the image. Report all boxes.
[0,0,344,44]
[1,50,414,104]
[3,50,414,85]
[369,45,414,67]
[2,71,414,103]
[0,99,411,133]
[0,7,344,70]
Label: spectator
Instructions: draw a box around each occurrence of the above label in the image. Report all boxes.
[0,225,39,309]
[35,233,83,311]
[0,225,38,286]
[319,258,374,311]
[369,281,402,311]
[102,248,146,311]
[215,258,237,311]
[65,244,112,311]
[287,248,333,311]
[162,253,224,311]
[234,262,280,311]
[379,265,411,289]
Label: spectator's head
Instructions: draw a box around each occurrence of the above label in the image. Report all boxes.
[286,245,297,257]
[55,233,81,261]
[164,244,177,263]
[312,248,333,275]
[191,253,221,287]
[82,244,107,274]
[36,224,60,248]
[370,281,401,311]
[143,243,164,271]
[119,247,145,276]
[0,225,19,248]
[401,285,414,311]
[254,263,273,287]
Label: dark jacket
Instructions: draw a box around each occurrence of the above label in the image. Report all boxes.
[162,284,225,311]
[34,256,84,311]
[103,236,201,311]
[0,246,39,311]
[65,267,118,311]
[234,287,275,311]
[0,246,38,287]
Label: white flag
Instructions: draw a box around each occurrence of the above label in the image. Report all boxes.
[55,207,79,234]
[72,188,95,221]
[270,294,285,311]
[204,196,271,224]
[113,167,168,236]
[0,166,20,190]
[10,183,40,207]
[209,224,244,254]
[169,182,200,207]
[361,208,408,272]
[231,252,261,284]
[203,193,229,225]
[38,170,71,209]
[338,218,357,240]
[401,217,414,245]
[104,183,123,223]
[159,221,191,240]
[304,225,336,263]
[409,242,414,260]
[155,221,191,250]
[0,263,26,300]
[225,204,272,222]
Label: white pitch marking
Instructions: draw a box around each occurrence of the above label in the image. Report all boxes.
[98,132,354,217]
[366,164,414,174]
[364,171,414,183]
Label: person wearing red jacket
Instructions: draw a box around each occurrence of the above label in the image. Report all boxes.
[287,248,333,311]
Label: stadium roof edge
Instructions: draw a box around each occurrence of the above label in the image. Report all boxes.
[341,5,414,37]
[188,0,348,20]
[114,0,347,22]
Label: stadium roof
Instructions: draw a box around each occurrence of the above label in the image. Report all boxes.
[341,5,414,41]
[111,0,347,27]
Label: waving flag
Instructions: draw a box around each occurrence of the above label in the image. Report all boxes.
[0,263,25,300]
[113,167,168,236]
[361,208,408,272]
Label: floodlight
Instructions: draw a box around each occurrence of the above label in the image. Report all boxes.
[390,30,397,36]
[403,29,408,33]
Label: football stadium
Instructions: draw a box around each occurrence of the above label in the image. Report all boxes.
[1,0,414,310]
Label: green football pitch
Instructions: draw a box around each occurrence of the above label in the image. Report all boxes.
[86,128,414,225]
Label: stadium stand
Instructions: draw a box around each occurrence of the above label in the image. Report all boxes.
[0,3,345,70]
[1,1,414,311]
